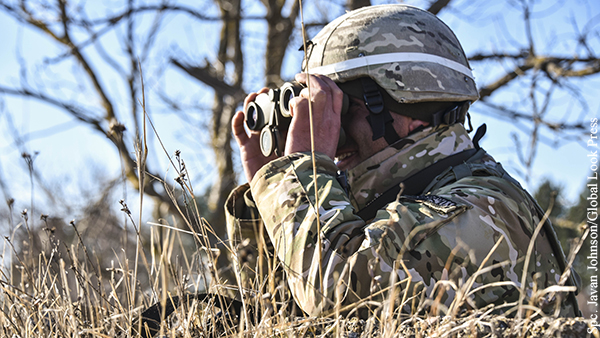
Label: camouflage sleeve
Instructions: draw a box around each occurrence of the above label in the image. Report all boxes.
[225,184,273,287]
[250,152,469,315]
[250,152,577,317]
[225,183,261,249]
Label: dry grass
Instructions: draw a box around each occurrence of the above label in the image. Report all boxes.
[0,231,595,338]
[1,171,597,338]
[0,102,596,337]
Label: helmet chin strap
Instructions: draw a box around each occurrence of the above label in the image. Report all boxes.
[361,77,401,145]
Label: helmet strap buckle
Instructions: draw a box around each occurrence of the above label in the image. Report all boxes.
[431,101,470,126]
[361,78,384,114]
[361,78,400,144]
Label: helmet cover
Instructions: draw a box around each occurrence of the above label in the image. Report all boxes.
[304,5,479,104]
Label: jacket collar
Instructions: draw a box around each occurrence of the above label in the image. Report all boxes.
[347,123,474,210]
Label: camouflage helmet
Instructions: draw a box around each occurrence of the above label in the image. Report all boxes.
[304,5,479,106]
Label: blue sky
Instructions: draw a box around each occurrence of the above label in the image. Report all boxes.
[0,0,598,220]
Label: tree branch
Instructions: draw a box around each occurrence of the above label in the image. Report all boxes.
[170,59,245,99]
[475,55,600,100]
[347,0,371,11]
[478,100,586,133]
[427,0,451,15]
[0,84,171,206]
[263,0,300,87]
[0,86,103,131]
[478,63,534,100]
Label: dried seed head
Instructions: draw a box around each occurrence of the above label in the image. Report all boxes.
[109,119,126,136]
[119,200,131,215]
[175,176,184,185]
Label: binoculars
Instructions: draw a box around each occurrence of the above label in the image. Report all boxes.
[244,82,349,157]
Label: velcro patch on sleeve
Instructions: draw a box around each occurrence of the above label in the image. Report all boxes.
[399,195,461,214]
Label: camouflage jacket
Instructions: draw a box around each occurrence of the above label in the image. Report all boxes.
[225,123,578,317]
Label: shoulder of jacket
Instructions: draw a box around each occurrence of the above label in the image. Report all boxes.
[397,194,464,215]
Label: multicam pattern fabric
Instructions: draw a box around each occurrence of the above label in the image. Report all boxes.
[305,5,479,104]
[225,124,577,317]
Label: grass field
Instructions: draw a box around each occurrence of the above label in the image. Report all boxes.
[0,194,597,337]
[0,125,597,337]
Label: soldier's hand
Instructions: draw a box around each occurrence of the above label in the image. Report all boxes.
[285,73,343,160]
[233,88,280,183]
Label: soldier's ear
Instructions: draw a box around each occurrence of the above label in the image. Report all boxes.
[408,119,429,134]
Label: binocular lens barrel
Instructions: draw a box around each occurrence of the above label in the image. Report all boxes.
[245,102,262,130]
[243,82,350,156]
[280,83,301,118]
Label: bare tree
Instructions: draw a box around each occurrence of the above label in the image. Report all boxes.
[455,0,600,180]
[0,0,598,249]
[0,1,181,215]
[170,0,246,236]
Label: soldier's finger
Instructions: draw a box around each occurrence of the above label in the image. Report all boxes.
[243,88,269,111]
[289,96,310,119]
[232,111,249,145]
[295,73,327,94]
[295,72,307,85]
[295,73,342,115]
[243,93,257,110]
[296,76,329,113]
[315,74,344,115]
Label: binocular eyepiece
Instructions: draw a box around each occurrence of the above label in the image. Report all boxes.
[245,82,299,132]
[244,82,349,157]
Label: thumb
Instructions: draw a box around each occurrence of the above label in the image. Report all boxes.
[232,111,250,146]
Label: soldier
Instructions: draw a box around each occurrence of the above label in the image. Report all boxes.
[226,4,579,318]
